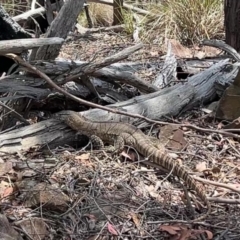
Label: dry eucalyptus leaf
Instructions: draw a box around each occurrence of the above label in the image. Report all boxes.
[159,125,187,150]
[159,225,180,235]
[145,185,159,199]
[16,217,47,240]
[167,129,187,150]
[107,222,118,236]
[24,182,70,211]
[158,124,179,146]
[130,212,144,236]
[120,150,136,161]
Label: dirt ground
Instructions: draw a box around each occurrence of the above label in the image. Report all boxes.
[1,31,240,240]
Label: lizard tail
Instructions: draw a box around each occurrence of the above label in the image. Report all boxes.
[188,180,211,222]
[163,155,211,222]
[140,144,211,222]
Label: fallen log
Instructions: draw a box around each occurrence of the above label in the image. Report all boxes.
[0,38,64,54]
[0,59,236,155]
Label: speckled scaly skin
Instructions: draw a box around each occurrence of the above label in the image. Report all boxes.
[65,112,211,222]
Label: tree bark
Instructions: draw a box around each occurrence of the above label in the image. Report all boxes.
[0,6,31,40]
[34,0,85,60]
[224,0,240,51]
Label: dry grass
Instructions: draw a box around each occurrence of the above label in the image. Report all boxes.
[1,0,30,16]
[78,0,223,46]
[78,3,135,35]
[78,3,113,27]
[141,0,224,45]
[3,0,224,47]
[122,8,135,35]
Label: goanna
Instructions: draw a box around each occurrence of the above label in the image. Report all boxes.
[64,111,211,222]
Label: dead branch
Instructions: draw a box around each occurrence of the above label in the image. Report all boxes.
[194,176,240,194]
[0,38,64,54]
[208,198,240,204]
[63,43,144,82]
[201,39,240,62]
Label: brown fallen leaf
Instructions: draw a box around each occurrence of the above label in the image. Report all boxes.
[158,124,187,151]
[150,51,159,57]
[130,212,145,236]
[178,227,192,240]
[23,182,70,211]
[159,224,213,240]
[191,229,213,240]
[16,217,47,240]
[120,149,137,161]
[168,129,187,151]
[145,185,159,199]
[2,186,14,198]
[0,181,13,198]
[169,39,193,58]
[159,225,180,235]
[217,122,224,129]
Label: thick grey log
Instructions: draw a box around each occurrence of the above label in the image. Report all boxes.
[0,59,236,155]
[80,59,233,121]
[0,120,77,154]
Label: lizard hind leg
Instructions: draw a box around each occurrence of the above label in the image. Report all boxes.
[90,135,124,153]
[115,133,136,153]
[89,135,104,150]
[113,136,125,153]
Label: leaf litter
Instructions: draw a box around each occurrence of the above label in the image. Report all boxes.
[1,32,240,239]
[1,109,240,239]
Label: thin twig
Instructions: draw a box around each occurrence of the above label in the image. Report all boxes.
[0,101,30,125]
[194,176,240,194]
[208,197,240,204]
